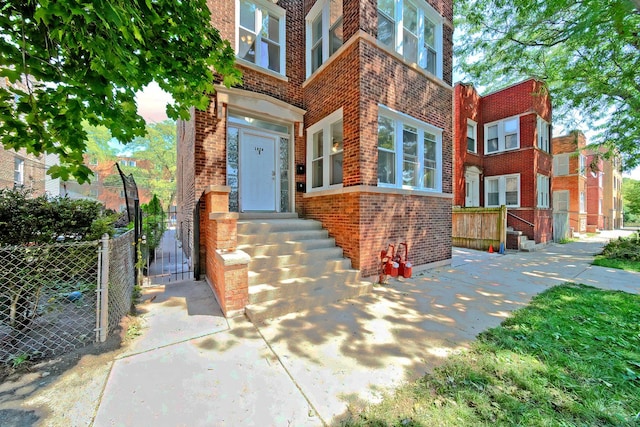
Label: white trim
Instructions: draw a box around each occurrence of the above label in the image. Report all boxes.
[537,173,550,208]
[485,173,521,208]
[484,115,520,154]
[235,0,286,76]
[303,184,453,199]
[377,104,443,193]
[466,118,477,153]
[215,85,306,122]
[305,0,343,78]
[306,108,344,192]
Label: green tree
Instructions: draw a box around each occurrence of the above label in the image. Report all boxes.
[127,120,177,209]
[0,1,241,183]
[622,178,640,221]
[455,0,640,169]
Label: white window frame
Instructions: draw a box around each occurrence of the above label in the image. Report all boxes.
[377,105,443,192]
[306,108,344,191]
[554,154,570,176]
[536,116,550,153]
[467,119,477,153]
[579,191,586,213]
[484,173,520,208]
[376,0,443,79]
[14,157,24,186]
[484,116,520,154]
[537,174,550,208]
[306,0,343,77]
[235,0,286,76]
[579,154,586,176]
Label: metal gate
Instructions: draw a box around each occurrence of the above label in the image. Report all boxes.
[143,211,195,285]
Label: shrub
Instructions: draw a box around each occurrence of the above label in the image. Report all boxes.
[599,234,640,262]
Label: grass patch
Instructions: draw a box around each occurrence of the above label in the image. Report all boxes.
[343,283,640,426]
[593,234,640,272]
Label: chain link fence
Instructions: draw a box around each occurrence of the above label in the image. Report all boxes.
[0,230,136,366]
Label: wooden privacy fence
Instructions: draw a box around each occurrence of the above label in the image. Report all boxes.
[452,206,507,251]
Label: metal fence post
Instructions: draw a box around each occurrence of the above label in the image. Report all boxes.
[96,233,110,343]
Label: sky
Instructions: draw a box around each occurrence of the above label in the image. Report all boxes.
[135,82,173,123]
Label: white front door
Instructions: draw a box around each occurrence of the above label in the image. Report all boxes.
[239,130,278,212]
[465,171,480,207]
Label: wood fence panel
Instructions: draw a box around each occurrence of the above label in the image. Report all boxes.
[452,206,506,251]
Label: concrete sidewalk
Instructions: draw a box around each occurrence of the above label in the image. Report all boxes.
[92,231,639,426]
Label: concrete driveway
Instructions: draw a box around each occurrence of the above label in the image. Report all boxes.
[91,231,638,426]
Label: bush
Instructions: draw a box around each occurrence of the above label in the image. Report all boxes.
[599,233,640,262]
[0,188,117,246]
[141,194,166,258]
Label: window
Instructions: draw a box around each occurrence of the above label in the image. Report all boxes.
[537,117,550,153]
[377,0,443,78]
[484,174,520,207]
[553,191,569,212]
[14,157,24,186]
[377,106,442,191]
[554,154,569,176]
[580,191,586,213]
[484,116,519,154]
[467,120,477,153]
[307,108,343,190]
[579,154,586,176]
[306,0,343,76]
[237,0,286,75]
[537,174,550,208]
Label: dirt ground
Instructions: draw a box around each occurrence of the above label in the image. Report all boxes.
[0,316,137,427]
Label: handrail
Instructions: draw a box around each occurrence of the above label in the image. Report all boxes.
[507,211,534,227]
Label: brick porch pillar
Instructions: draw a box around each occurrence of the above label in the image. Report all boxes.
[203,186,250,317]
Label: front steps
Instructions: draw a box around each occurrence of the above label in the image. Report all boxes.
[237,215,372,322]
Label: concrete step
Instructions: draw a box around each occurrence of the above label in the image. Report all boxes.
[249,269,362,304]
[519,237,537,252]
[248,259,353,286]
[237,218,322,235]
[238,229,329,246]
[238,238,337,257]
[239,212,299,220]
[247,246,344,271]
[246,280,373,323]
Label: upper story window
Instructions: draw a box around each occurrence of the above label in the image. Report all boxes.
[554,154,569,176]
[467,119,477,153]
[306,0,343,77]
[377,105,442,191]
[537,117,550,153]
[485,116,519,154]
[377,0,443,78]
[307,109,343,190]
[237,0,286,75]
[120,159,136,167]
[579,191,586,213]
[485,174,520,207]
[14,157,24,186]
[579,154,586,176]
[553,190,569,212]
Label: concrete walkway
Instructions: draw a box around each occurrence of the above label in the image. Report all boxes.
[92,231,639,426]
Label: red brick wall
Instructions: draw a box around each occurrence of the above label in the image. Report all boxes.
[453,83,483,206]
[552,133,587,232]
[586,153,604,229]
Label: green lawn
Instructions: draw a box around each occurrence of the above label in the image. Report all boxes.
[342,284,640,427]
[593,256,640,272]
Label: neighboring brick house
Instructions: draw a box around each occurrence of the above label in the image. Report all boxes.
[177,0,454,279]
[552,132,588,234]
[585,148,623,231]
[453,79,553,246]
[0,147,46,196]
[62,156,152,212]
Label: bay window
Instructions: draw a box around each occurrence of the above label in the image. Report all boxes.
[307,109,343,190]
[377,0,443,78]
[537,174,550,208]
[377,106,442,191]
[306,0,343,77]
[537,117,550,152]
[237,0,286,75]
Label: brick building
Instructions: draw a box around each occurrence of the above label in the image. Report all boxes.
[453,79,553,246]
[177,0,454,314]
[584,147,623,231]
[0,147,46,196]
[552,132,588,234]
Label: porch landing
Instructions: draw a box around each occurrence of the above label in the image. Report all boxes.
[237,214,373,322]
